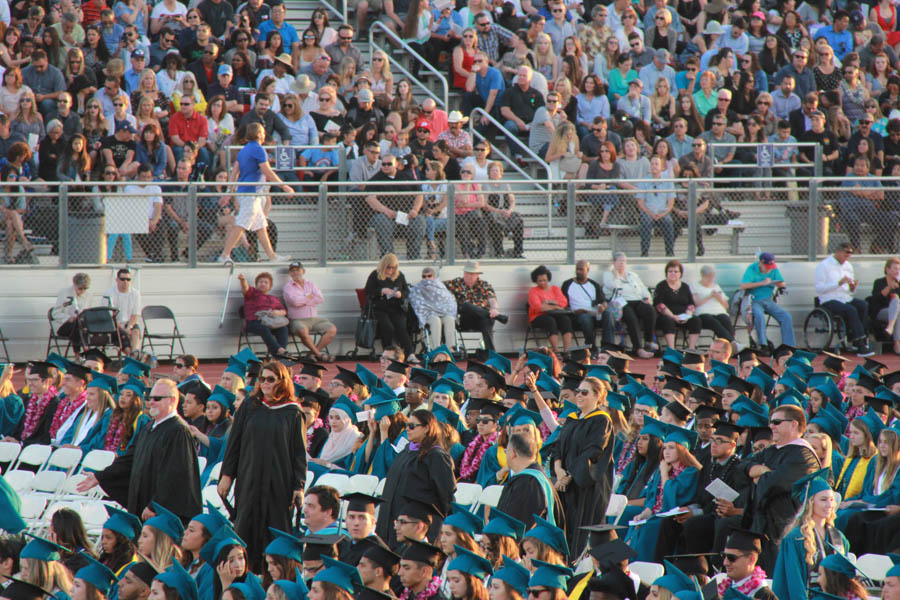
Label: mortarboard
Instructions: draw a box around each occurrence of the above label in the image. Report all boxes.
[665,424,698,449]
[664,553,716,579]
[386,360,410,375]
[777,370,807,393]
[63,361,92,381]
[810,410,842,442]
[791,468,832,504]
[865,357,888,374]
[224,358,247,378]
[680,368,709,389]
[747,367,774,397]
[409,367,439,387]
[265,528,303,562]
[365,393,402,422]
[885,552,900,578]
[821,352,849,373]
[731,396,766,417]
[27,361,56,379]
[806,589,848,600]
[399,496,445,522]
[431,377,465,397]
[0,578,54,600]
[0,475,26,533]
[207,385,236,413]
[722,588,754,600]
[585,365,615,384]
[560,374,582,392]
[589,539,636,568]
[483,509,526,540]
[856,407,885,441]
[179,379,211,403]
[535,372,560,397]
[440,363,466,382]
[330,396,360,425]
[813,378,843,406]
[527,559,573,591]
[819,550,864,578]
[639,416,668,440]
[619,376,646,398]
[694,405,726,421]
[663,399,692,421]
[557,401,580,420]
[501,404,541,429]
[299,534,343,561]
[467,361,507,391]
[355,364,382,390]
[851,367,878,391]
[884,370,900,389]
[334,366,364,388]
[191,503,230,536]
[526,352,553,373]
[447,545,493,579]
[297,360,327,378]
[753,361,777,380]
[484,351,512,375]
[774,388,808,409]
[580,523,627,547]
[46,352,68,371]
[635,389,666,411]
[505,385,529,402]
[663,376,692,397]
[479,400,508,419]
[662,348,684,364]
[432,403,461,429]
[712,420,744,438]
[772,344,796,361]
[424,345,455,366]
[126,562,160,588]
[199,526,245,566]
[568,345,590,363]
[786,361,814,378]
[724,528,766,553]
[20,534,66,561]
[660,361,682,378]
[866,393,894,415]
[358,537,400,571]
[103,506,143,541]
[75,554,118,596]
[343,493,383,515]
[233,348,261,365]
[228,573,265,600]
[562,359,586,378]
[736,348,758,365]
[146,502,185,542]
[493,556,530,597]
[709,368,732,390]
[710,359,735,375]
[681,351,704,367]
[653,560,698,595]
[606,391,629,413]
[725,376,757,397]
[589,570,637,600]
[736,411,769,430]
[606,352,633,376]
[121,377,147,397]
[443,504,484,537]
[399,539,444,568]
[121,357,151,378]
[524,515,569,557]
[82,348,112,365]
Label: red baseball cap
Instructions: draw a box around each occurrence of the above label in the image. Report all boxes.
[415,119,431,131]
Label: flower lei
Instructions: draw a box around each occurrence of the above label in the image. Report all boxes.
[460,431,498,480]
[718,565,768,597]
[653,463,685,512]
[306,418,324,452]
[616,439,637,475]
[20,386,57,439]
[845,404,865,434]
[49,390,87,438]
[401,576,441,600]
[104,414,126,452]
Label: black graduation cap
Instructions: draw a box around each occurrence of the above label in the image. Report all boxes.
[725,376,757,396]
[856,370,880,393]
[410,368,439,387]
[600,342,625,353]
[737,348,758,365]
[690,387,722,407]
[129,561,161,587]
[560,374,582,391]
[694,405,726,421]
[357,588,397,600]
[581,523,627,547]
[27,361,56,379]
[567,345,591,363]
[725,528,767,553]
[562,359,586,377]
[663,376,693,397]
[665,553,717,578]
[0,578,55,600]
[467,361,507,391]
[334,366,363,388]
[750,427,773,442]
[398,496,445,523]
[821,352,849,373]
[299,533,344,561]
[342,493,384,515]
[660,361,682,377]
[505,386,529,402]
[298,387,330,407]
[589,570,636,600]
[664,399,692,421]
[866,395,893,414]
[589,539,636,568]
[399,539,445,568]
[298,360,327,378]
[181,380,211,403]
[386,360,410,375]
[606,355,632,376]
[753,361,777,379]
[713,420,745,438]
[864,357,888,373]
[480,400,508,419]
[81,348,112,366]
[772,344,796,361]
[65,362,92,381]
[681,351,704,367]
[359,537,401,570]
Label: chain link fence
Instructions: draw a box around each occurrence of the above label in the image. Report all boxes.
[4,175,900,268]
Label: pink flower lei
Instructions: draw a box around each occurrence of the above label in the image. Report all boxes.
[718,565,768,597]
[460,430,498,480]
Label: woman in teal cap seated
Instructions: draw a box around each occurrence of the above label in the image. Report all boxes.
[154,559,200,600]
[489,555,529,600]
[139,502,184,572]
[881,557,900,600]
[58,373,115,453]
[351,390,407,478]
[816,553,869,600]
[191,386,235,461]
[309,557,361,600]
[615,415,664,507]
[71,554,118,600]
[98,507,141,576]
[262,529,302,588]
[445,545,492,600]
[312,397,362,470]
[480,511,525,572]
[19,535,73,600]
[219,360,246,397]
[438,506,485,597]
[773,469,849,600]
[267,574,308,600]
[525,559,573,600]
[521,516,568,572]
[650,560,700,600]
[179,503,230,583]
[615,391,659,477]
[835,426,900,533]
[835,413,880,502]
[0,363,23,438]
[626,423,701,562]
[207,532,251,600]
[226,573,266,600]
[105,378,150,455]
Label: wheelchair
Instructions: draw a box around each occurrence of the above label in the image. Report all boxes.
[732,287,786,354]
[803,298,851,352]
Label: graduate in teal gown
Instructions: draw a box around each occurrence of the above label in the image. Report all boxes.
[195,386,235,461]
[0,362,23,437]
[197,525,247,600]
[773,469,850,600]
[350,390,407,478]
[57,372,117,454]
[616,417,665,527]
[626,423,700,562]
[313,396,362,471]
[458,398,504,484]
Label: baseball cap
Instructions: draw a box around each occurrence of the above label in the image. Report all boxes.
[115,120,137,134]
[132,48,145,59]
[218,64,233,76]
[850,9,864,25]
[415,119,431,131]
[289,261,304,270]
[655,48,669,60]
[759,252,776,265]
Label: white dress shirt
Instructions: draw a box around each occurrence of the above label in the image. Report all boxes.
[814,255,854,304]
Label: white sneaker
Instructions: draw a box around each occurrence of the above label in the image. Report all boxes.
[215,254,227,263]
[266,254,291,262]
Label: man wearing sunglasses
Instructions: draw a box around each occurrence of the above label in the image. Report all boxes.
[718,528,775,599]
[78,377,203,523]
[740,404,819,571]
[104,268,143,357]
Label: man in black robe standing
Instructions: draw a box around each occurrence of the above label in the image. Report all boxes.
[78,378,202,523]
[497,433,565,530]
[740,404,819,572]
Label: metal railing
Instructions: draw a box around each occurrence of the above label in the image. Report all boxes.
[5,174,898,268]
[706,141,822,175]
[368,21,449,109]
[224,144,349,181]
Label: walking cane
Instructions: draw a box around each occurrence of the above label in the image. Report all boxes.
[219,260,235,328]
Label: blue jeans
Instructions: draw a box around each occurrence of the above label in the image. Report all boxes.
[574,310,615,350]
[371,213,426,259]
[426,215,446,241]
[107,233,133,260]
[638,212,675,256]
[246,319,289,355]
[838,196,880,250]
[752,296,794,346]
[821,298,868,343]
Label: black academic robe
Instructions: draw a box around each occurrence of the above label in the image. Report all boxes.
[339,533,384,566]
[693,441,712,466]
[496,462,565,531]
[551,409,614,559]
[12,395,59,446]
[221,396,307,572]
[95,414,202,522]
[308,427,328,458]
[741,442,820,571]
[375,445,456,549]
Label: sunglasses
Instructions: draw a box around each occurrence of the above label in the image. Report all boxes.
[148,395,171,401]
[476,417,496,424]
[406,422,422,430]
[118,277,131,281]
[575,389,591,395]
[769,418,792,426]
[174,363,186,368]
[258,375,278,384]
[722,553,747,562]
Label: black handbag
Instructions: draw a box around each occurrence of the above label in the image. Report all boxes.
[355,304,377,349]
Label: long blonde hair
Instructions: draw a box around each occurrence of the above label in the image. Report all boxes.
[876,429,900,490]
[371,49,391,80]
[533,33,556,68]
[376,253,400,280]
[554,77,573,105]
[15,89,40,123]
[806,432,833,469]
[0,364,15,397]
[146,525,182,571]
[548,121,578,157]
[22,558,72,594]
[790,489,838,566]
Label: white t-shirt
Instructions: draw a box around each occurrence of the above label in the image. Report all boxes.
[690,281,728,316]
[565,279,597,313]
[151,1,187,22]
[105,285,142,325]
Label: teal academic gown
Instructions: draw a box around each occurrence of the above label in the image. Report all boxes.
[626,466,699,561]
[0,394,23,437]
[351,433,406,479]
[476,444,504,488]
[772,524,849,600]
[835,459,900,529]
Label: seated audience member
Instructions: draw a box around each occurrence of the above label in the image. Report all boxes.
[652,260,702,351]
[527,265,575,354]
[869,256,900,354]
[443,262,507,352]
[561,260,614,355]
[409,266,458,352]
[282,261,337,363]
[105,268,142,357]
[238,271,290,358]
[814,242,874,357]
[364,253,415,361]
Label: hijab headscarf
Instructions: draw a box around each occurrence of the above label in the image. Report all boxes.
[318,407,360,463]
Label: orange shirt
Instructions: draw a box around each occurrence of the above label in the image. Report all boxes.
[528,285,568,322]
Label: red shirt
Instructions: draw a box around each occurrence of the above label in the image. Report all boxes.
[169,110,208,144]
[527,285,568,322]
[243,287,285,321]
[81,0,106,25]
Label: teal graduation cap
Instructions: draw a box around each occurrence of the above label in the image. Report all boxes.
[424,345,455,366]
[121,377,147,397]
[355,364,381,390]
[46,352,68,371]
[791,468,832,504]
[501,404,542,429]
[444,504,484,537]
[524,515,569,557]
[146,502,185,542]
[778,370,807,393]
[224,358,248,378]
[774,388,808,409]
[432,403,461,429]
[639,416,668,440]
[527,559,573,591]
[483,509,526,540]
[20,534,67,561]
[536,372,560,397]
[274,570,309,600]
[493,555,530,597]
[710,359,735,375]
[653,560,699,595]
[709,368,733,389]
[330,396,360,425]
[0,475,26,534]
[155,557,199,600]
[75,553,118,596]
[121,356,152,378]
[606,391,629,413]
[87,371,118,395]
[558,400,580,420]
[234,348,261,365]
[665,424,698,449]
[680,367,709,388]
[526,352,553,373]
[366,395,402,421]
[820,550,864,578]
[585,365,615,384]
[813,378,843,406]
[199,525,246,566]
[810,410,843,442]
[312,556,363,594]
[447,545,493,579]
[103,506,143,541]
[620,375,646,398]
[486,351,512,375]
[635,389,665,411]
[229,572,265,600]
[857,407,886,442]
[265,528,303,562]
[748,367,774,397]
[442,363,466,383]
[191,503,230,536]
[208,386,236,413]
[662,348,684,364]
[431,377,465,397]
[886,553,900,578]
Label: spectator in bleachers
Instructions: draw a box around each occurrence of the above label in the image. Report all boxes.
[815,241,874,356]
[255,2,298,65]
[581,116,622,159]
[0,67,29,118]
[100,120,138,177]
[481,161,523,258]
[326,24,361,70]
[284,260,337,363]
[653,259,702,350]
[617,78,651,124]
[168,92,209,164]
[666,117,693,159]
[772,75,801,120]
[347,89,385,130]
[417,98,448,142]
[452,27,478,91]
[302,52,335,94]
[409,265,458,351]
[184,42,218,99]
[105,268,142,356]
[561,260,614,354]
[436,110,472,160]
[870,257,900,354]
[21,49,66,119]
[52,92,83,139]
[739,252,794,349]
[365,154,426,260]
[156,51,185,100]
[172,72,207,114]
[527,89,563,157]
[462,51,505,123]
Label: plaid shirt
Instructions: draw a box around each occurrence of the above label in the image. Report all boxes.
[443,277,496,310]
[478,28,501,63]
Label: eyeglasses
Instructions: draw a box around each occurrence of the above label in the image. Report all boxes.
[769,418,793,426]
[461,170,473,174]
[575,388,591,396]
[713,122,726,127]
[114,102,125,107]
[259,375,278,384]
[20,98,31,103]
[406,422,422,430]
[630,41,640,47]
[476,417,496,424]
[527,590,548,597]
[204,50,216,55]
[118,277,131,281]
[339,35,353,40]
[475,147,486,152]
[692,143,704,147]
[382,162,397,168]
[552,8,563,12]
[757,100,771,105]
[655,15,665,20]
[416,128,429,133]
[174,363,186,368]
[319,96,332,101]
[285,103,295,108]
[722,553,748,563]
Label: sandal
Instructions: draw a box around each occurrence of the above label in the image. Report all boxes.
[321,352,337,363]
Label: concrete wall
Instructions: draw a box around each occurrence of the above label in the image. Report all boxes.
[0,257,890,361]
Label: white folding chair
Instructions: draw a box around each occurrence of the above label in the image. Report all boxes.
[629,562,665,586]
[858,554,890,581]
[305,471,315,490]
[206,462,222,484]
[197,456,207,473]
[474,484,503,513]
[17,493,46,520]
[79,450,116,473]
[203,485,225,511]
[374,479,386,497]
[573,554,594,575]
[11,444,52,471]
[46,447,83,476]
[5,470,35,493]
[315,473,351,495]
[0,441,22,467]
[454,482,483,508]
[57,473,91,500]
[80,501,110,531]
[348,474,379,495]
[605,494,628,525]
[31,471,67,497]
